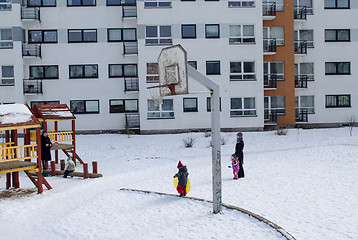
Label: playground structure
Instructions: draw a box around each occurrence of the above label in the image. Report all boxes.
[0,104,51,193]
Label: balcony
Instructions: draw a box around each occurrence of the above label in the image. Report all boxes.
[23,79,42,95]
[22,43,41,58]
[264,111,278,125]
[124,77,139,92]
[294,6,307,20]
[263,2,276,20]
[295,109,308,122]
[264,74,277,89]
[125,113,140,129]
[21,7,40,21]
[123,41,138,55]
[294,40,307,55]
[122,5,137,19]
[263,38,276,55]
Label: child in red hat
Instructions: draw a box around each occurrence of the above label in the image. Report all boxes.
[173,161,189,197]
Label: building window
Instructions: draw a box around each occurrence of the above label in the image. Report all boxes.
[264,96,285,120]
[294,30,314,48]
[30,101,60,108]
[230,97,256,117]
[206,61,220,75]
[107,0,135,6]
[69,64,98,78]
[0,0,12,10]
[264,62,285,82]
[294,0,313,14]
[325,62,350,75]
[144,0,171,8]
[230,61,256,81]
[263,27,284,46]
[229,25,255,44]
[108,28,136,42]
[147,99,174,119]
[182,24,196,39]
[295,95,315,114]
[326,95,350,108]
[295,63,314,81]
[0,29,12,49]
[28,30,57,43]
[207,97,221,112]
[109,64,137,78]
[110,99,138,113]
[28,0,57,7]
[30,65,59,79]
[67,0,96,6]
[146,63,159,83]
[324,0,350,9]
[70,100,99,114]
[0,66,14,86]
[325,29,350,42]
[68,29,97,43]
[264,0,284,11]
[205,24,220,38]
[228,1,255,7]
[145,25,172,45]
[188,61,197,70]
[183,98,198,112]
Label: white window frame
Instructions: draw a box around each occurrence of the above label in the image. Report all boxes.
[263,27,284,46]
[229,25,255,44]
[145,25,172,45]
[295,62,314,81]
[0,65,14,86]
[264,62,285,81]
[294,29,314,48]
[0,29,13,49]
[295,95,315,114]
[264,0,283,11]
[230,97,256,117]
[147,98,174,119]
[264,96,285,120]
[230,61,256,81]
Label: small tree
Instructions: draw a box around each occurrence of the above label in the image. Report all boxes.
[347,115,356,136]
[183,135,196,148]
[275,126,288,136]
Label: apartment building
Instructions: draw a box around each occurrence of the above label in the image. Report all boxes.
[0,0,357,133]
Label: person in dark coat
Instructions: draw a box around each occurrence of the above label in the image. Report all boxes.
[235,132,245,178]
[174,161,189,197]
[41,131,52,170]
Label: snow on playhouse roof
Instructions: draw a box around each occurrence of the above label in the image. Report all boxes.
[32,104,75,121]
[0,104,40,130]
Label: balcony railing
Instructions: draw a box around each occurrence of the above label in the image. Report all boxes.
[123,41,138,55]
[122,5,137,18]
[295,109,308,122]
[264,74,277,89]
[124,77,139,92]
[294,40,307,54]
[22,43,41,58]
[295,75,310,88]
[264,111,278,124]
[21,6,40,21]
[23,79,43,94]
[263,38,277,54]
[125,113,140,129]
[294,6,307,20]
[263,2,276,18]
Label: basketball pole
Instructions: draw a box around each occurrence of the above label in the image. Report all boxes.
[187,64,222,214]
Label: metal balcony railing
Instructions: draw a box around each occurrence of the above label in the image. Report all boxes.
[264,111,278,124]
[122,5,137,18]
[263,2,276,17]
[23,79,43,94]
[125,113,140,129]
[123,41,138,55]
[124,77,139,92]
[22,43,41,58]
[21,6,40,21]
[263,38,277,53]
[294,6,307,20]
[294,40,307,54]
[264,74,278,88]
[295,109,308,122]
[295,75,309,88]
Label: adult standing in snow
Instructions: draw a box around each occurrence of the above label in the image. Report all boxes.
[41,131,52,170]
[235,132,245,178]
[174,161,189,197]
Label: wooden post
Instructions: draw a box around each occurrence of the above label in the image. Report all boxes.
[72,120,76,165]
[51,161,56,176]
[24,129,31,161]
[92,161,98,174]
[36,127,43,193]
[5,130,11,189]
[60,159,65,171]
[11,130,20,188]
[83,163,88,179]
[55,121,58,164]
[43,121,47,132]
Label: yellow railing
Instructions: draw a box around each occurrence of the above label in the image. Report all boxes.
[0,144,38,162]
[0,142,14,148]
[30,131,73,143]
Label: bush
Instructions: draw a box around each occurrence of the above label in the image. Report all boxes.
[183,136,196,148]
[275,127,288,136]
[204,131,211,138]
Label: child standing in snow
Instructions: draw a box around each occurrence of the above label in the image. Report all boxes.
[173,161,189,197]
[231,153,240,180]
[63,157,75,178]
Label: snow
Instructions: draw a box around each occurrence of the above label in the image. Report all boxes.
[0,104,32,124]
[1,127,358,240]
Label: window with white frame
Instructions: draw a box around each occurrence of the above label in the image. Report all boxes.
[325,95,350,108]
[264,0,283,11]
[264,96,285,118]
[230,61,256,81]
[263,27,284,46]
[230,97,256,117]
[146,63,159,83]
[295,63,314,81]
[294,0,313,14]
[229,25,255,44]
[144,0,171,8]
[1,66,14,86]
[264,62,284,84]
[228,0,255,8]
[295,95,314,114]
[70,100,99,114]
[0,0,12,10]
[294,30,314,48]
[145,26,172,45]
[0,29,12,49]
[147,99,174,119]
[324,0,350,9]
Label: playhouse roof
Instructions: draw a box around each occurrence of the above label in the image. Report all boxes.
[0,104,41,130]
[32,104,75,121]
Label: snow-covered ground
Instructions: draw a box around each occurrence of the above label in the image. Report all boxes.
[1,127,358,240]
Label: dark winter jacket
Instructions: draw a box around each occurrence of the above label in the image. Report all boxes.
[235,140,244,164]
[41,134,52,161]
[175,166,189,187]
